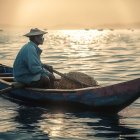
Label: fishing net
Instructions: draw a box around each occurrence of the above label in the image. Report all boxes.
[55,71,99,89]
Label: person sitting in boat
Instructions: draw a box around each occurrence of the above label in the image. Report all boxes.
[13,28,55,88]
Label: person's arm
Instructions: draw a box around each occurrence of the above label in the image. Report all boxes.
[26,46,44,74]
[42,63,53,73]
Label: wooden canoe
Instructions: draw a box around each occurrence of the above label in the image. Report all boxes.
[0,64,140,113]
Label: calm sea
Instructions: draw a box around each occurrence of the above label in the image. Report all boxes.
[0,27,140,139]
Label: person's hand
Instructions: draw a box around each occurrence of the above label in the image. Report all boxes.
[43,64,53,73]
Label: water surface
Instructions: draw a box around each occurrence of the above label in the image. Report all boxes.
[0,27,139,139]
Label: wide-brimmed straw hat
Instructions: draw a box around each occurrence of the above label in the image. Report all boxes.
[24,28,47,37]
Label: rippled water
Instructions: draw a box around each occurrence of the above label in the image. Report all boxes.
[0,27,140,139]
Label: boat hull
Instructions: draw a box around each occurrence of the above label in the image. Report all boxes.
[0,64,140,113]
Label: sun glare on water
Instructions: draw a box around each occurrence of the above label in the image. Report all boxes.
[60,30,103,42]
[53,29,108,59]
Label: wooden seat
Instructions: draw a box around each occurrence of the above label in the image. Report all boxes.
[0,77,14,82]
[0,73,13,77]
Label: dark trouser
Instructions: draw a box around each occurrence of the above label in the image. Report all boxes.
[28,73,55,89]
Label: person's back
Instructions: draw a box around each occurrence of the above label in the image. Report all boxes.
[13,28,55,88]
[13,41,42,84]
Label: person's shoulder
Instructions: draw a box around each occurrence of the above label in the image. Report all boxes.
[23,42,36,51]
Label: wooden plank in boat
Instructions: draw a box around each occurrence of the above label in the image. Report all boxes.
[0,73,13,77]
[0,78,12,86]
[0,77,14,82]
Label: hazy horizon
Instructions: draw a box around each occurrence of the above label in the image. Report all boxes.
[0,0,140,29]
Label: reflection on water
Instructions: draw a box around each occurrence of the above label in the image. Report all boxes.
[0,28,140,139]
[14,106,49,139]
[2,103,139,140]
[92,115,138,139]
[0,97,139,139]
[0,98,18,132]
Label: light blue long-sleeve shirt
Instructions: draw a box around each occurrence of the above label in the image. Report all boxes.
[13,41,47,84]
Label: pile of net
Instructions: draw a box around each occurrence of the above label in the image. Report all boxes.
[55,71,99,89]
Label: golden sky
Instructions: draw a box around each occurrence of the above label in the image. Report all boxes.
[0,0,140,29]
